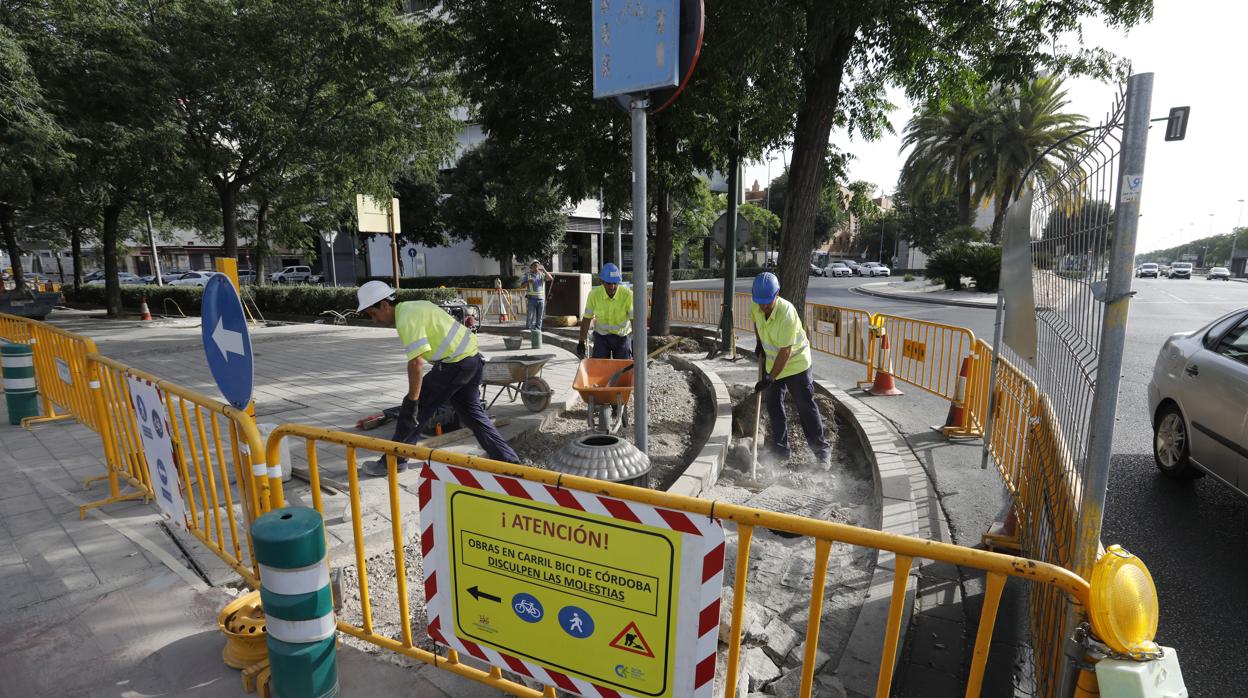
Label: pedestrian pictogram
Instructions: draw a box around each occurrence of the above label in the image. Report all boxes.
[558,605,594,639]
[610,621,655,658]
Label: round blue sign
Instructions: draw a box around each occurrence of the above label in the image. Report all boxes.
[200,274,254,410]
[557,605,594,639]
[407,247,419,258]
[511,593,544,623]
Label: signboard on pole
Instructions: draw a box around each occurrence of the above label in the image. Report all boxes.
[200,274,254,410]
[419,461,724,698]
[127,375,187,528]
[355,195,399,234]
[711,212,751,250]
[592,0,681,99]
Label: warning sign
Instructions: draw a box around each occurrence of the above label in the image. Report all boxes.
[419,461,725,698]
[902,338,926,363]
[610,621,655,658]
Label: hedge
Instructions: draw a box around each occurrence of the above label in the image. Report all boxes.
[364,274,521,289]
[63,284,456,318]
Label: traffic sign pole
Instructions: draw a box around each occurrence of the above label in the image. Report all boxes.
[631,97,649,455]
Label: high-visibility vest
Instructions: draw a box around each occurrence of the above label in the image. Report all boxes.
[583,285,634,336]
[750,297,811,379]
[524,272,546,298]
[395,300,478,363]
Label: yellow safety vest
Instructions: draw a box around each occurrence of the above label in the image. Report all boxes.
[524,272,546,298]
[750,297,811,379]
[583,285,634,336]
[395,300,478,363]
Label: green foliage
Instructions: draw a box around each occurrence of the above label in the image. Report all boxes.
[923,247,965,290]
[63,284,455,317]
[923,243,1001,292]
[738,203,781,250]
[1041,200,1115,258]
[362,275,521,289]
[903,274,915,282]
[964,244,1002,292]
[1138,228,1246,268]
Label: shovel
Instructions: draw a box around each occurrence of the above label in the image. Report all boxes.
[605,337,685,387]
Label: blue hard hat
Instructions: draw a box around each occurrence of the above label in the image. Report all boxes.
[600,263,622,284]
[752,272,780,305]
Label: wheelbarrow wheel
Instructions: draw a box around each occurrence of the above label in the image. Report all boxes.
[520,377,551,413]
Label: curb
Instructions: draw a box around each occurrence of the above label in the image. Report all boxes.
[665,355,734,499]
[852,283,997,310]
[818,381,924,697]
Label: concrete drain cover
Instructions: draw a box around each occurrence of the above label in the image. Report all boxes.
[744,485,837,535]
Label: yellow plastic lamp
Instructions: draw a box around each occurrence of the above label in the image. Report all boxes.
[1088,544,1159,655]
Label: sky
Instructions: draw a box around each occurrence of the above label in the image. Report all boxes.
[740,1,1248,255]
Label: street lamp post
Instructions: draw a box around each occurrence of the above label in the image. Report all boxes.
[1233,199,1245,277]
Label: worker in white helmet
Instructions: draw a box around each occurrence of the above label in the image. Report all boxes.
[355,281,520,475]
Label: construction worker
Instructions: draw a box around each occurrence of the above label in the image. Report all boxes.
[356,281,520,475]
[576,263,633,359]
[749,272,831,467]
[518,260,553,331]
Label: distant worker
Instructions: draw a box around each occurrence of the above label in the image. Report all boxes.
[356,281,520,475]
[749,272,831,467]
[576,263,634,360]
[518,259,554,331]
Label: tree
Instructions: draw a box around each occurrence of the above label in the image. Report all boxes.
[161,0,458,261]
[890,178,964,254]
[901,99,986,227]
[0,21,69,293]
[440,140,566,276]
[1041,199,1114,257]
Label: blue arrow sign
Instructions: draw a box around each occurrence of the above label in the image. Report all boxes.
[592,0,680,99]
[200,274,253,410]
[407,247,419,258]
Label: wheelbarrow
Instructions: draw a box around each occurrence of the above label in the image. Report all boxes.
[481,354,554,412]
[573,358,634,434]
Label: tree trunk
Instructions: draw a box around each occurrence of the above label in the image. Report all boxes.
[254,198,269,286]
[219,184,239,261]
[101,204,123,317]
[956,161,973,226]
[71,226,83,291]
[989,191,1010,244]
[54,248,65,285]
[777,26,856,314]
[650,188,674,335]
[0,206,26,293]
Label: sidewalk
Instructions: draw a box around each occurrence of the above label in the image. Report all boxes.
[854,280,999,309]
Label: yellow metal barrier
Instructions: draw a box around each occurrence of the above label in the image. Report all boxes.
[805,303,873,372]
[869,313,978,406]
[457,287,526,323]
[0,312,34,344]
[266,424,1092,698]
[89,354,275,584]
[0,312,103,428]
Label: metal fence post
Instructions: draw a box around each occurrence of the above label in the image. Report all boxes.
[1074,72,1153,578]
[630,96,649,454]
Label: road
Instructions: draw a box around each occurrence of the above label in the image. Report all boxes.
[677,273,1248,696]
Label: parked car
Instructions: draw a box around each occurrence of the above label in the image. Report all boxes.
[809,264,825,277]
[82,270,105,283]
[1207,267,1231,281]
[86,272,144,286]
[824,262,852,277]
[270,265,312,284]
[237,269,257,284]
[1137,263,1159,278]
[1149,307,1248,496]
[168,271,217,287]
[859,262,891,277]
[1169,262,1193,279]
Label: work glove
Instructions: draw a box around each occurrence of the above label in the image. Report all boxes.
[576,341,587,359]
[398,395,419,425]
[754,375,774,394]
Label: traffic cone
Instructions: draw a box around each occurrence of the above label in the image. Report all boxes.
[139,295,153,321]
[498,289,509,322]
[935,356,973,436]
[867,332,903,396]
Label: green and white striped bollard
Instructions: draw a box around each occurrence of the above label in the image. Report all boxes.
[252,506,339,698]
[2,342,39,425]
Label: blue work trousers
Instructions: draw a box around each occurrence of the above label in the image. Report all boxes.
[591,332,633,359]
[526,296,545,330]
[392,354,520,464]
[764,367,830,461]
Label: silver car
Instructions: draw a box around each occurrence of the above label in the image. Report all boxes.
[1149,308,1248,495]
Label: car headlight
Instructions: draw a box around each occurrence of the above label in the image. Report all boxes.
[1088,544,1159,655]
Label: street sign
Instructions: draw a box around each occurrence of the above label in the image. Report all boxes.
[319,229,338,245]
[420,461,724,698]
[200,274,253,410]
[711,212,751,250]
[127,375,188,528]
[1164,106,1190,141]
[355,195,400,234]
[592,0,680,99]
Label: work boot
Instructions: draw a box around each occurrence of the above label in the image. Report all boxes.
[362,457,409,478]
[817,451,833,469]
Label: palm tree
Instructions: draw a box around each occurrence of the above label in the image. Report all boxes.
[900,98,986,228]
[970,77,1087,243]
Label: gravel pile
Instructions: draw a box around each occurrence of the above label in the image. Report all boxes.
[336,536,435,666]
[729,384,840,470]
[512,358,711,489]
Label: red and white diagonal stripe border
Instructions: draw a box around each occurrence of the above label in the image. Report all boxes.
[418,460,725,698]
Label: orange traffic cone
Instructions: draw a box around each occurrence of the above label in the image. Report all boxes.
[498,289,509,322]
[139,295,153,321]
[867,332,903,396]
[935,356,973,436]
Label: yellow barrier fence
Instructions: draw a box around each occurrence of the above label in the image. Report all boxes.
[88,354,274,584]
[869,313,978,404]
[265,424,1093,698]
[804,302,874,370]
[0,312,104,429]
[457,287,527,323]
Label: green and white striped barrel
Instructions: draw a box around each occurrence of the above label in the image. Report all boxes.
[2,342,39,425]
[253,507,339,698]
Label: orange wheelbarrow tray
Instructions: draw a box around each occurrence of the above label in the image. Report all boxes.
[572,358,635,405]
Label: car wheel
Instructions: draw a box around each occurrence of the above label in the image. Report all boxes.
[1153,403,1201,479]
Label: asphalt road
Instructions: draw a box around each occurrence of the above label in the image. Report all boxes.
[678,273,1248,696]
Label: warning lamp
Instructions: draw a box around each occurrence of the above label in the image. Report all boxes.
[1088,544,1159,655]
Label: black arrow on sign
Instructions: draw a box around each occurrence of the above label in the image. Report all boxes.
[467,586,501,603]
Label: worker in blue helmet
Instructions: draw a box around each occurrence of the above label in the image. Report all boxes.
[749,272,831,466]
[577,263,634,359]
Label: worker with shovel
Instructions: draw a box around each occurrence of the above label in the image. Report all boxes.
[576,263,634,360]
[356,281,520,476]
[749,272,831,467]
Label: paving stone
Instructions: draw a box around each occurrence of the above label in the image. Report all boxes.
[743,646,782,692]
[744,484,837,520]
[786,640,832,672]
[762,617,801,664]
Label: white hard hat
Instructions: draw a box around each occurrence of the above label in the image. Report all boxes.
[357,280,396,312]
